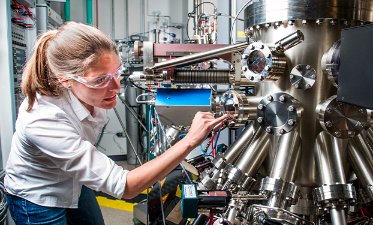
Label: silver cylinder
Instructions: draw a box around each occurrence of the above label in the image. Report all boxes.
[367,128,373,148]
[146,42,248,72]
[173,69,231,84]
[234,128,272,176]
[347,134,373,187]
[330,208,347,225]
[315,131,346,185]
[224,122,258,163]
[269,130,301,182]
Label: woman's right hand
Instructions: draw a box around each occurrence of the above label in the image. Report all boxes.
[183,112,230,149]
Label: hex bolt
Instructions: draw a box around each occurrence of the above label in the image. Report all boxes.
[334,131,341,137]
[265,126,272,133]
[306,65,311,70]
[325,121,332,127]
[257,104,264,110]
[287,119,295,126]
[267,95,273,101]
[257,117,263,123]
[310,74,316,79]
[348,131,355,137]
[288,105,295,112]
[279,95,286,102]
[279,129,285,134]
[290,74,294,79]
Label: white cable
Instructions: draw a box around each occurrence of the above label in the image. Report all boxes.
[229,0,256,44]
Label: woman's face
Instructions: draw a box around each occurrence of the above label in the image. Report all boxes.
[70,51,121,114]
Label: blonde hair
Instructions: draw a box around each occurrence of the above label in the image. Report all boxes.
[21,21,117,111]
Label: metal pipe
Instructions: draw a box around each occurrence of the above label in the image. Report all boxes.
[347,134,373,187]
[235,128,271,176]
[224,122,258,163]
[145,42,248,72]
[367,128,373,148]
[270,130,301,182]
[274,30,304,53]
[330,208,347,225]
[315,131,346,185]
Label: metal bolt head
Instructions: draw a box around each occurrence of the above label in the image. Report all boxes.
[306,84,311,88]
[296,65,302,70]
[257,117,263,123]
[334,131,341,137]
[325,121,332,127]
[279,95,286,102]
[279,129,285,134]
[267,95,273,101]
[306,65,311,70]
[310,74,316,79]
[290,74,294,79]
[265,126,272,133]
[287,119,295,126]
[288,105,295,112]
[257,104,264,110]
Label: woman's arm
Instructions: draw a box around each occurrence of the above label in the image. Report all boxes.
[122,112,229,199]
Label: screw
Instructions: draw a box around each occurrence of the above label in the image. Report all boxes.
[279,95,286,102]
[258,104,264,110]
[306,65,311,70]
[267,95,273,101]
[257,117,263,123]
[325,121,332,127]
[348,131,355,137]
[266,126,272,133]
[287,119,295,126]
[290,74,294,79]
[310,74,316,79]
[334,131,341,137]
[288,105,295,112]
[279,129,285,134]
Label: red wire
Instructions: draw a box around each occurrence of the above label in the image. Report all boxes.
[209,212,214,225]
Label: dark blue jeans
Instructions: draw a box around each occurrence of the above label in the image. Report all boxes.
[6,186,105,225]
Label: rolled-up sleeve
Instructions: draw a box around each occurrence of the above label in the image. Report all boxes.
[25,114,128,199]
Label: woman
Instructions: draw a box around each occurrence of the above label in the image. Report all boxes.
[4,21,228,225]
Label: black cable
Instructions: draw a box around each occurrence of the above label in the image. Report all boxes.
[127,78,156,93]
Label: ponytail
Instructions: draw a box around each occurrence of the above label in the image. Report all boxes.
[21,22,117,112]
[21,30,60,112]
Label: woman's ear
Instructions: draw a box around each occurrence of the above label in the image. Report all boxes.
[57,75,72,89]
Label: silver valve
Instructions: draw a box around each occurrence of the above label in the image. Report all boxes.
[274,30,304,53]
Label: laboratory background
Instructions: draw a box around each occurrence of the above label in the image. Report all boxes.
[1,0,373,224]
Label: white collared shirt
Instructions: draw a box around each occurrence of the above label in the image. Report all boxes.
[5,89,128,208]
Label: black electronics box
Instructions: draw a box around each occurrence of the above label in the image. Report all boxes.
[337,23,373,109]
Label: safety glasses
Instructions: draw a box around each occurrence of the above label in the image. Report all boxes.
[71,64,123,89]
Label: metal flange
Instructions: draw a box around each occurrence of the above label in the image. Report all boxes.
[290,64,317,90]
[316,95,368,139]
[314,183,356,206]
[257,93,303,135]
[241,42,273,82]
[212,90,250,128]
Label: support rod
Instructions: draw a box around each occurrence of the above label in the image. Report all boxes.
[145,42,248,72]
[270,130,301,182]
[348,134,373,187]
